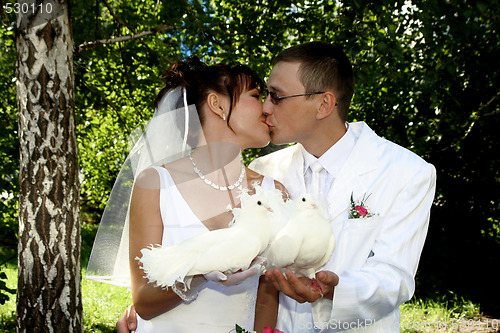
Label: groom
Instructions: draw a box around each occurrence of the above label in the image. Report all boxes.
[117,42,436,332]
[250,42,436,332]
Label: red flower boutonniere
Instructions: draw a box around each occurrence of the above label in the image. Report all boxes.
[349,192,375,219]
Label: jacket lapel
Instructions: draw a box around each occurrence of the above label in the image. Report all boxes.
[327,122,380,221]
[282,144,307,198]
[250,144,307,198]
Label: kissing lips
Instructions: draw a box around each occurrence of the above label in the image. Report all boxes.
[262,120,272,131]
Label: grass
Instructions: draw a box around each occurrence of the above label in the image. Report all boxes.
[400,294,483,332]
[0,266,16,333]
[81,270,133,332]
[0,223,132,333]
[0,264,132,333]
[0,223,486,332]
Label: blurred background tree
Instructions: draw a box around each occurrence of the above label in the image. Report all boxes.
[1,0,498,317]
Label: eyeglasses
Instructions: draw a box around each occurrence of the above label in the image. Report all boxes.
[266,90,325,105]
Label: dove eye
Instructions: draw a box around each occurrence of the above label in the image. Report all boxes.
[302,198,306,202]
[257,201,262,205]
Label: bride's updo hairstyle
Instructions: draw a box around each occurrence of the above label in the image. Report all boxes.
[154,56,264,127]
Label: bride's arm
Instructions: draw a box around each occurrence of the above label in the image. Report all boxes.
[254,276,279,331]
[129,168,184,320]
[254,179,287,331]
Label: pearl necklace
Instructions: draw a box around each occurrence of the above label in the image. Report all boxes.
[188,153,245,191]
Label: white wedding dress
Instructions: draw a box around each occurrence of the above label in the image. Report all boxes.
[134,166,276,333]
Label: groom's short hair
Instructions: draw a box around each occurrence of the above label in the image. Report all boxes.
[273,42,355,121]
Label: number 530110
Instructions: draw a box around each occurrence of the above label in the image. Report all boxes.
[3,2,53,14]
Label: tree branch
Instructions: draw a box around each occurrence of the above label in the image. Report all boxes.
[74,24,180,55]
[0,0,9,26]
[80,80,126,127]
[477,90,500,116]
[438,91,500,152]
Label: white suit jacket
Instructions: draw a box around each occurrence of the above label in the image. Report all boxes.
[250,122,436,332]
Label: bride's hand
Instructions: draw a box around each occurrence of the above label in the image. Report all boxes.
[204,256,266,286]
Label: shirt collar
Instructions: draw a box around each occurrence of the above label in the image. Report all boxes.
[302,123,357,178]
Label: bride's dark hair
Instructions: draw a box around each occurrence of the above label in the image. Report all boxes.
[154,56,264,126]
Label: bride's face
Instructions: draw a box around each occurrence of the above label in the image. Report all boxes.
[228,88,270,149]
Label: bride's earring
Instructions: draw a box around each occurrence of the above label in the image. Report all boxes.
[222,113,226,121]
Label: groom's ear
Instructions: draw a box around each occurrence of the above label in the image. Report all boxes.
[316,92,336,120]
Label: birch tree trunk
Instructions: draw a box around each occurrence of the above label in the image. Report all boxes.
[15,0,82,332]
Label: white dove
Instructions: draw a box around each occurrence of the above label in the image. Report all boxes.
[138,185,282,289]
[265,193,336,281]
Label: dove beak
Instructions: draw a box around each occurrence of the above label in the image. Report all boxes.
[265,205,274,213]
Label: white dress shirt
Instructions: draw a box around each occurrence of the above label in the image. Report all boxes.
[302,124,356,197]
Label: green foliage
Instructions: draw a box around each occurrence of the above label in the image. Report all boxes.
[234,323,252,332]
[1,0,498,318]
[0,21,18,306]
[0,23,18,248]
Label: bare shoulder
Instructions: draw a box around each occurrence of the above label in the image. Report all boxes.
[273,180,289,200]
[246,167,264,183]
[134,167,161,190]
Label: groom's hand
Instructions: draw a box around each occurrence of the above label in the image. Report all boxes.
[315,270,339,300]
[265,269,339,303]
[116,304,137,332]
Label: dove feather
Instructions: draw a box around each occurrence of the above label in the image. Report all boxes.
[264,194,336,279]
[138,185,283,289]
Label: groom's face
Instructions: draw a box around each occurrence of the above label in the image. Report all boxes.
[264,61,319,146]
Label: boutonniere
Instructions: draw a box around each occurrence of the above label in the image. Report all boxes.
[348,192,375,219]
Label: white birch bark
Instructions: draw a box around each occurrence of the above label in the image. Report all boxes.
[16,1,82,332]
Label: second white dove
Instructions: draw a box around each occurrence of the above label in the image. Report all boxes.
[265,193,336,279]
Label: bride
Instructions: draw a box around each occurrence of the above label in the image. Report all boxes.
[87,57,284,332]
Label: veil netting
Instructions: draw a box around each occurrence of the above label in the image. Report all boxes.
[85,86,246,288]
